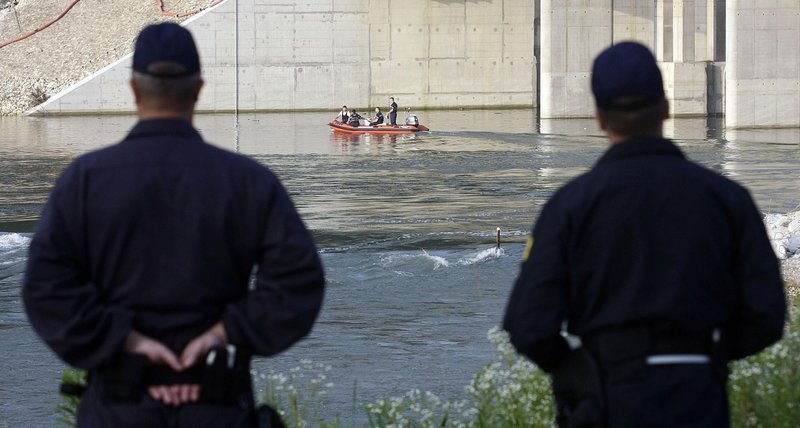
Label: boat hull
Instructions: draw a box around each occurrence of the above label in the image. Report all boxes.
[328,121,429,134]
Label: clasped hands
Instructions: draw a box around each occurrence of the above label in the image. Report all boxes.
[124,321,228,406]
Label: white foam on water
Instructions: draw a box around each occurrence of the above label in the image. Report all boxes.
[420,249,450,269]
[458,247,505,266]
[378,251,450,271]
[0,233,30,251]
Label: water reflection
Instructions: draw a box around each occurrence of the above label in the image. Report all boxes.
[328,129,417,152]
[1,110,799,426]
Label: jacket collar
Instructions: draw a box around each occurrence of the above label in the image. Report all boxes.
[595,136,685,167]
[126,118,201,140]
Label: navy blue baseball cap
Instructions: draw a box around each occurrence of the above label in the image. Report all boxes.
[133,23,200,77]
[591,41,664,111]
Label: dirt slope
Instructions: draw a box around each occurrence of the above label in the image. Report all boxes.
[0,0,211,115]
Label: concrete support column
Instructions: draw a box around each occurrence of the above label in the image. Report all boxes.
[673,0,695,62]
[539,0,611,118]
[656,0,706,116]
[710,0,725,61]
[726,1,800,128]
[612,0,655,50]
[693,0,708,61]
[656,0,673,62]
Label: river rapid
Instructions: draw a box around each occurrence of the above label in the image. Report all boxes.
[1,110,799,426]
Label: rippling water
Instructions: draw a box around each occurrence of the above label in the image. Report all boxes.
[1,110,799,426]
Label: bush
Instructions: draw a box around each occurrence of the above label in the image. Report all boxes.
[55,369,86,427]
[729,297,800,427]
[258,359,337,428]
[55,296,800,427]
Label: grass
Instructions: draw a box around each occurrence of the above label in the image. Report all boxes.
[56,294,800,427]
[55,368,86,427]
[728,293,800,427]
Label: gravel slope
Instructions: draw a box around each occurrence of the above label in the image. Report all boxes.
[0,0,211,115]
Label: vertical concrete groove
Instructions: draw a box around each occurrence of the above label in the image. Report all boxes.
[611,0,615,44]
[368,19,373,107]
[502,0,506,61]
[292,2,297,107]
[332,2,336,105]
[425,2,431,102]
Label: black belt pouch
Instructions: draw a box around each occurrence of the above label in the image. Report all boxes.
[96,353,148,403]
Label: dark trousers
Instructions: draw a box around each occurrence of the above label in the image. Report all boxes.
[76,380,257,428]
[388,112,397,125]
[604,364,729,428]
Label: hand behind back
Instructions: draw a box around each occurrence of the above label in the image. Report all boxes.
[124,322,228,406]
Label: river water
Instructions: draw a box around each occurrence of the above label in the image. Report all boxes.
[1,110,799,426]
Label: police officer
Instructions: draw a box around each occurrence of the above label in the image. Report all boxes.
[370,107,384,126]
[388,96,398,125]
[503,41,786,427]
[23,23,324,427]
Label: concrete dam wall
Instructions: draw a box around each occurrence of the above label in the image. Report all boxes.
[31,0,800,129]
[33,0,536,115]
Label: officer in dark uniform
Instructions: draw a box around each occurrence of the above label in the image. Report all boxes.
[503,41,786,428]
[22,23,325,427]
[388,97,398,125]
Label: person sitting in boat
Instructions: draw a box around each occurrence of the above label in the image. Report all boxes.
[347,109,363,127]
[370,107,384,126]
[336,105,349,123]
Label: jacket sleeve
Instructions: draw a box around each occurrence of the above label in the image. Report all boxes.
[503,198,571,372]
[222,181,325,356]
[727,192,786,360]
[22,166,133,370]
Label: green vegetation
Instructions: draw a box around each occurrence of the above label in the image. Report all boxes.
[57,295,799,427]
[728,293,800,427]
[55,368,86,427]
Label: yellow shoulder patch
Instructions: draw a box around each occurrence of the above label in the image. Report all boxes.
[522,235,534,262]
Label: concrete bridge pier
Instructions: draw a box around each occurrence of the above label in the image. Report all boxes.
[539,0,800,128]
[28,0,800,128]
[539,0,710,119]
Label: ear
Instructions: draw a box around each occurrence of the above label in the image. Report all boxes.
[193,78,204,103]
[130,78,142,105]
[595,109,607,131]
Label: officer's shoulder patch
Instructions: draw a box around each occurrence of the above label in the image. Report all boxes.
[522,235,534,262]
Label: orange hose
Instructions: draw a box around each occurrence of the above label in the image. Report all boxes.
[0,0,225,49]
[0,0,82,49]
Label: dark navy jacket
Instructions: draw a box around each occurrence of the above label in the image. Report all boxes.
[503,137,785,371]
[23,119,325,370]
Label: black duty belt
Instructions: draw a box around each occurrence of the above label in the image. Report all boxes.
[581,325,725,384]
[65,345,252,404]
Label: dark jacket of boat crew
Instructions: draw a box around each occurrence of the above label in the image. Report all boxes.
[503,42,785,428]
[388,97,398,125]
[347,110,362,127]
[22,23,324,428]
[370,107,384,126]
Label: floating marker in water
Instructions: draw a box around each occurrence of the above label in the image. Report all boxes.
[496,227,501,250]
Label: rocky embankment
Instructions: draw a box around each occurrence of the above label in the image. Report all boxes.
[766,212,800,296]
[0,0,209,115]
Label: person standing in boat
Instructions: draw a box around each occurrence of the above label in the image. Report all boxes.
[336,105,349,123]
[388,97,398,125]
[370,107,384,126]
